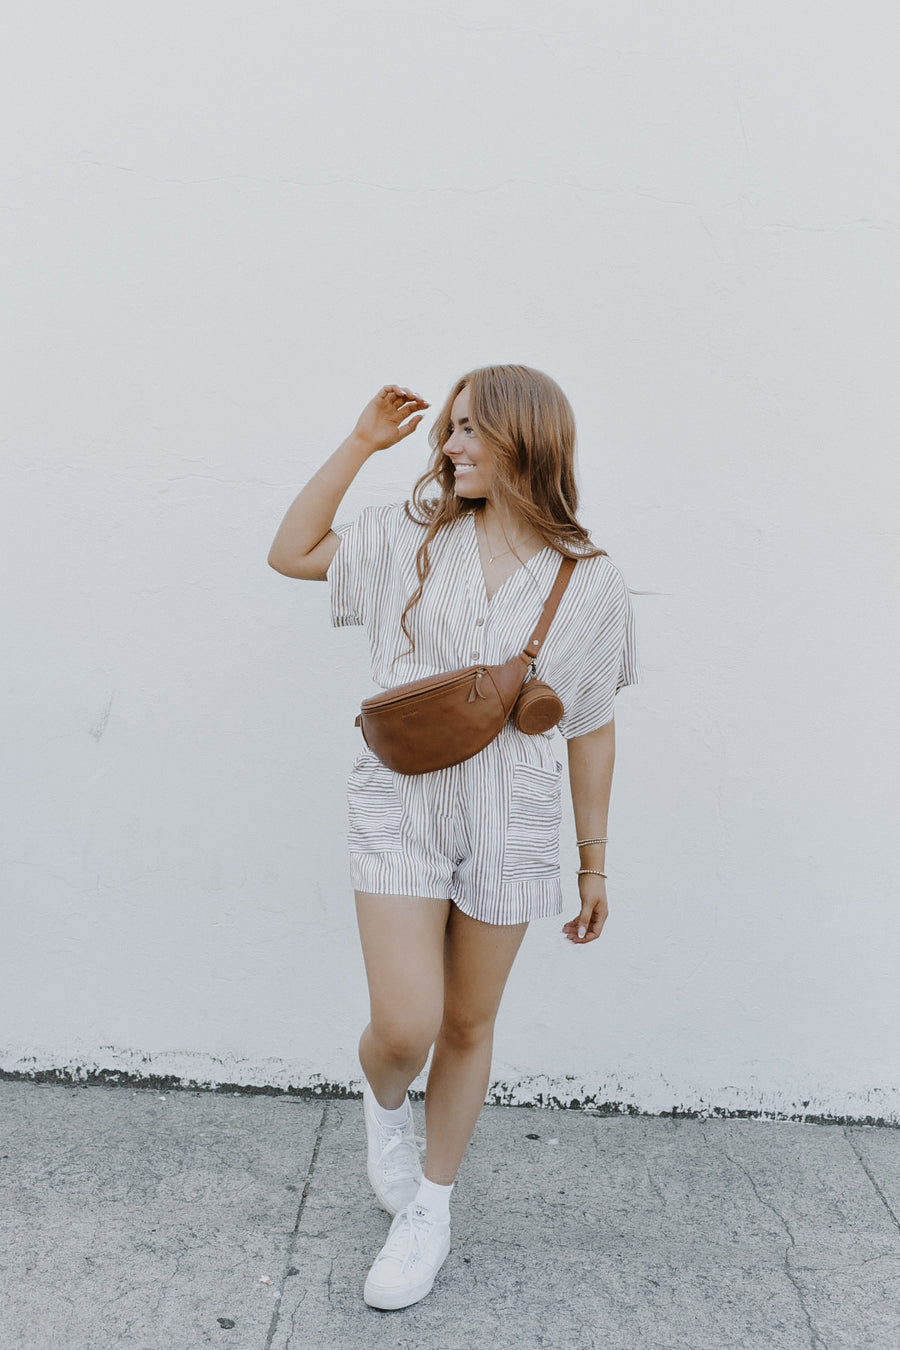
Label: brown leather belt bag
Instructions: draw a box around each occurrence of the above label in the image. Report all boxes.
[354,558,576,775]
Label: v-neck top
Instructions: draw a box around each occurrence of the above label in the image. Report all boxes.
[329,503,639,739]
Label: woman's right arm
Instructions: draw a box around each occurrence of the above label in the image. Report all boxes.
[267,385,429,580]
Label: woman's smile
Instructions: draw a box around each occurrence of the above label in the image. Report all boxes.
[444,387,497,498]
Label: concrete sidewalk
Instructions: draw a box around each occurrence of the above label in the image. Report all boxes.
[1,1082,899,1349]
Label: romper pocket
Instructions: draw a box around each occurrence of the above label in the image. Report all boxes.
[502,761,562,884]
[347,753,404,853]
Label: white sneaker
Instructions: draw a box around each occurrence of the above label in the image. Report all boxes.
[363,1202,452,1310]
[363,1083,424,1216]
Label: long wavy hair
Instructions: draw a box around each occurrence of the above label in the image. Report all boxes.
[401,364,607,646]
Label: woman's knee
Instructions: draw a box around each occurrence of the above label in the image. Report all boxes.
[368,1013,440,1068]
[438,1006,496,1053]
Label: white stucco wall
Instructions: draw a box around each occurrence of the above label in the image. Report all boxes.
[2,2,898,1121]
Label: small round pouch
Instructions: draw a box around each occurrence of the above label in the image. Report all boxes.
[512,679,564,735]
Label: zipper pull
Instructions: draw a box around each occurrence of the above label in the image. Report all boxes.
[468,669,487,702]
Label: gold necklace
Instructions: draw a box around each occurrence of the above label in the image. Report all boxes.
[481,516,532,564]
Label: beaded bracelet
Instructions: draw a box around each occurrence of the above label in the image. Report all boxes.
[576,837,608,847]
[577,868,608,878]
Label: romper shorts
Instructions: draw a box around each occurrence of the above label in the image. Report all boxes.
[347,722,564,925]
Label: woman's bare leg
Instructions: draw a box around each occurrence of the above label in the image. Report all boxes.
[355,892,450,1109]
[424,907,528,1184]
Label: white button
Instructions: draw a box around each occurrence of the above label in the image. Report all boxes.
[470,651,480,661]
[475,618,484,627]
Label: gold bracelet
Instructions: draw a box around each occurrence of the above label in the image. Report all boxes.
[576,837,608,847]
[577,868,608,878]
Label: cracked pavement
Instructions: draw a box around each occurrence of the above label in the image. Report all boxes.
[1,1082,899,1349]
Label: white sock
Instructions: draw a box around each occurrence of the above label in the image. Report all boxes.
[370,1092,410,1129]
[414,1176,453,1222]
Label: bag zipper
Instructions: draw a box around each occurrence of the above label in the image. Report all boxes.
[363,668,487,711]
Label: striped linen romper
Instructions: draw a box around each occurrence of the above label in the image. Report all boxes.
[329,503,640,925]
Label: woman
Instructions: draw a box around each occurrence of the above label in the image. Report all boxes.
[268,366,639,1311]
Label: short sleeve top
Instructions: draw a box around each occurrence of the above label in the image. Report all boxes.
[328,503,639,738]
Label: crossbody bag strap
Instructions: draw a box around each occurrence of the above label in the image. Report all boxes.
[521,557,577,662]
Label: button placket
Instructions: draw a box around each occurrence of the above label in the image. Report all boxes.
[470,613,486,663]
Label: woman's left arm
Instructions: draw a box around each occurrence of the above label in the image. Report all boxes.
[562,720,615,945]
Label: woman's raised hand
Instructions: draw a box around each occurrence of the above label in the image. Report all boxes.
[352,385,430,453]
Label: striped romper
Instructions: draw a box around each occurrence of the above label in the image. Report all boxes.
[329,503,640,925]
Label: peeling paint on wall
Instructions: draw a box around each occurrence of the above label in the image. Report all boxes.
[2,1052,897,1128]
[88,693,114,741]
